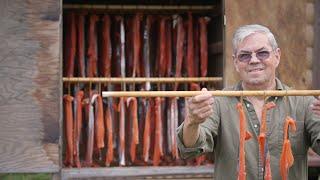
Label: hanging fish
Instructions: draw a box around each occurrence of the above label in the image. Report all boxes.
[94,95,105,158]
[84,93,99,167]
[132,14,143,77]
[280,116,296,180]
[73,90,84,168]
[237,102,252,180]
[76,13,86,77]
[153,97,163,166]
[100,15,112,78]
[158,17,167,78]
[64,12,76,77]
[119,16,127,166]
[118,97,126,166]
[86,15,99,77]
[193,18,200,77]
[199,17,210,78]
[143,16,153,91]
[264,152,272,180]
[174,15,185,90]
[186,12,195,78]
[104,86,115,166]
[143,98,152,162]
[258,102,275,168]
[63,94,74,167]
[127,97,139,163]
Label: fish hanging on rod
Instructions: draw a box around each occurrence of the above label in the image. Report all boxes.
[64,12,76,77]
[63,94,74,167]
[73,90,84,168]
[199,17,210,78]
[280,116,296,180]
[86,15,99,77]
[237,102,252,180]
[258,102,276,179]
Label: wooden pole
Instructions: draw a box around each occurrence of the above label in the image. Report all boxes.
[102,90,320,97]
[63,4,215,11]
[63,77,223,83]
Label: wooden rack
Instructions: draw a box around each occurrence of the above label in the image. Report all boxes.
[63,4,217,13]
[102,90,320,97]
[61,165,214,179]
[62,77,223,83]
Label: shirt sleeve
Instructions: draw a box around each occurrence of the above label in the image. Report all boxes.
[304,96,320,155]
[176,97,221,159]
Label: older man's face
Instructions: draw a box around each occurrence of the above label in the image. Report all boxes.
[233,33,280,86]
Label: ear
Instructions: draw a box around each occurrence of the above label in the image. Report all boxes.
[274,48,281,67]
[233,54,240,72]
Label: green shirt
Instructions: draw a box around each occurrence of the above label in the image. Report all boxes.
[177,79,320,180]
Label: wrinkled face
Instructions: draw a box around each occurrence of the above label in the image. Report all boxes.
[233,33,281,86]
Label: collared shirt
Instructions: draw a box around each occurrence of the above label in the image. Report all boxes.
[177,79,320,180]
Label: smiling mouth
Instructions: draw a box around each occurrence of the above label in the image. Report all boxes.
[248,68,264,73]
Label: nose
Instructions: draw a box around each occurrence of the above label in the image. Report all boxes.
[249,52,260,64]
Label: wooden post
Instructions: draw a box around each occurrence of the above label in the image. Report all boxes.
[313,0,320,89]
[0,0,61,172]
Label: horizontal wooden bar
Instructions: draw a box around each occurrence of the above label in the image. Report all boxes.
[63,4,215,12]
[102,90,320,97]
[63,77,223,83]
[61,165,214,179]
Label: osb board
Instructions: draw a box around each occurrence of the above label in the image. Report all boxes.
[224,0,310,89]
[0,0,60,172]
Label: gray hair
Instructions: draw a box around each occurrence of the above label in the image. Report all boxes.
[232,24,278,55]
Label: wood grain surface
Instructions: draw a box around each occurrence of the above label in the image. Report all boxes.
[313,0,320,89]
[0,0,60,172]
[224,0,310,89]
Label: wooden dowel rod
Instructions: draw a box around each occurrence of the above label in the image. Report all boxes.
[63,4,215,11]
[63,77,223,83]
[102,90,320,97]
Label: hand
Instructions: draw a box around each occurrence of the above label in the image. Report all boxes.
[310,96,320,116]
[185,88,214,127]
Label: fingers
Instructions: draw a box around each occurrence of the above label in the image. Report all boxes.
[310,104,320,111]
[310,97,320,116]
[191,88,211,102]
[188,97,214,111]
[186,89,214,125]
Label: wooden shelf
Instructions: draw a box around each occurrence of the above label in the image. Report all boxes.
[61,165,214,179]
[63,77,223,83]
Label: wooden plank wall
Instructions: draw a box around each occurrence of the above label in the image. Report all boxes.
[224,0,310,89]
[313,0,320,89]
[0,0,61,172]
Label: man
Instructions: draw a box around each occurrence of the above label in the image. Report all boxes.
[177,24,320,180]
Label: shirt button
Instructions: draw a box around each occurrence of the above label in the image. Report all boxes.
[254,124,258,128]
[275,97,278,100]
[261,168,264,172]
[246,104,250,108]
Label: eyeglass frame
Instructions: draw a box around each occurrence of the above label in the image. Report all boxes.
[234,49,275,63]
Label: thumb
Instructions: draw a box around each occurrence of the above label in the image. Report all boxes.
[201,88,208,92]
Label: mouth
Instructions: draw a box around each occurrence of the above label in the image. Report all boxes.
[248,68,264,73]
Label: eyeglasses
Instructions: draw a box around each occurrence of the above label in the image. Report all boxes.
[237,50,273,62]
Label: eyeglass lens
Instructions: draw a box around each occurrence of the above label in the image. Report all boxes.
[238,51,271,62]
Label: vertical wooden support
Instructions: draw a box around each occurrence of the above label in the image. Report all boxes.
[313,0,320,89]
[0,0,61,172]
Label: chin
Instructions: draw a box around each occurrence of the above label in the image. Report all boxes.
[245,77,268,85]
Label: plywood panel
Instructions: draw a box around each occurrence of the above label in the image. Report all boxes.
[225,0,310,89]
[0,0,61,172]
[313,0,320,89]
